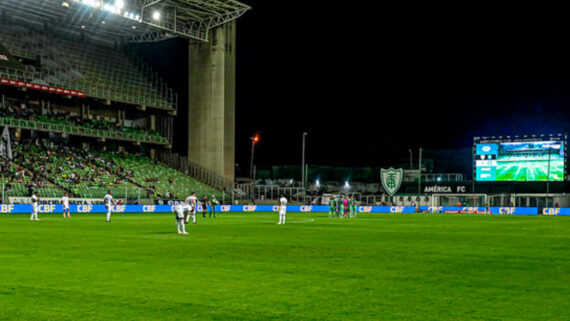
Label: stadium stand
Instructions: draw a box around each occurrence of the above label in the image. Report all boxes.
[0,8,237,204]
[0,101,168,145]
[1,140,220,201]
[0,21,176,110]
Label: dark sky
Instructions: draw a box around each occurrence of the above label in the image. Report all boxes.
[136,3,570,171]
[234,3,570,169]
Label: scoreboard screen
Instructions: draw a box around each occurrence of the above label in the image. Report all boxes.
[475,139,565,182]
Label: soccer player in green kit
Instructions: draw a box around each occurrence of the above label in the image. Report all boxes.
[338,195,345,218]
[349,196,357,218]
[210,194,219,218]
[329,196,337,217]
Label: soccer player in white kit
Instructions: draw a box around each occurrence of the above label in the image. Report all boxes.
[278,195,287,225]
[30,192,39,221]
[62,192,71,218]
[174,203,189,235]
[103,190,115,222]
[185,192,198,224]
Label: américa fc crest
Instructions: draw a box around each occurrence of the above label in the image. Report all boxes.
[381,168,403,196]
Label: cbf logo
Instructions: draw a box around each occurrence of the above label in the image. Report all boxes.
[0,204,14,213]
[381,168,403,196]
[543,208,560,216]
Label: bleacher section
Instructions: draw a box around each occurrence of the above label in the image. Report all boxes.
[112,154,220,200]
[0,104,168,145]
[1,142,219,202]
[0,23,176,110]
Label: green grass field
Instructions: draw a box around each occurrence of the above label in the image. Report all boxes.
[497,159,564,181]
[1,212,569,320]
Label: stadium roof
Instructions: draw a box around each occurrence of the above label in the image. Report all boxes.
[0,0,250,43]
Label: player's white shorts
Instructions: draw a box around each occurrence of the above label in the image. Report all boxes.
[279,208,286,215]
[63,205,70,211]
[32,204,38,213]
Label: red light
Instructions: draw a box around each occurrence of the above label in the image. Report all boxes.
[253,135,260,143]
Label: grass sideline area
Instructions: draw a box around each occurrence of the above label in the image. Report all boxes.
[0,212,569,320]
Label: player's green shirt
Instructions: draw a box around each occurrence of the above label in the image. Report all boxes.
[330,199,337,208]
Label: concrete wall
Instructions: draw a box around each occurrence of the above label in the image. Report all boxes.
[188,22,236,181]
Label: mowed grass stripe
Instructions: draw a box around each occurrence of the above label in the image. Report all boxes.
[0,212,569,320]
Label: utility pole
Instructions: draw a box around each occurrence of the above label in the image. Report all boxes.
[418,148,422,197]
[546,144,552,206]
[301,132,308,194]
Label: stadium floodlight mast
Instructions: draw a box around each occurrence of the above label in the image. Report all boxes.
[249,135,260,179]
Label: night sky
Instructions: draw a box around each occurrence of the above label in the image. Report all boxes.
[138,3,570,171]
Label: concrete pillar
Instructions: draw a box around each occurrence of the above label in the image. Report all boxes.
[82,104,89,119]
[149,114,156,131]
[223,22,236,181]
[188,22,236,180]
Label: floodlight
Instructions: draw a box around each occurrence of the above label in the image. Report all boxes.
[115,0,124,10]
[152,11,161,20]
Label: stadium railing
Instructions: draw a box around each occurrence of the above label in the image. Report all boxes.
[158,151,235,193]
[0,116,169,145]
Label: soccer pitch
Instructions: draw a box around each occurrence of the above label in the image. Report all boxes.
[1,213,569,320]
[497,159,564,181]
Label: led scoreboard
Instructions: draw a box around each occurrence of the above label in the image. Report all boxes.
[474,134,567,182]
